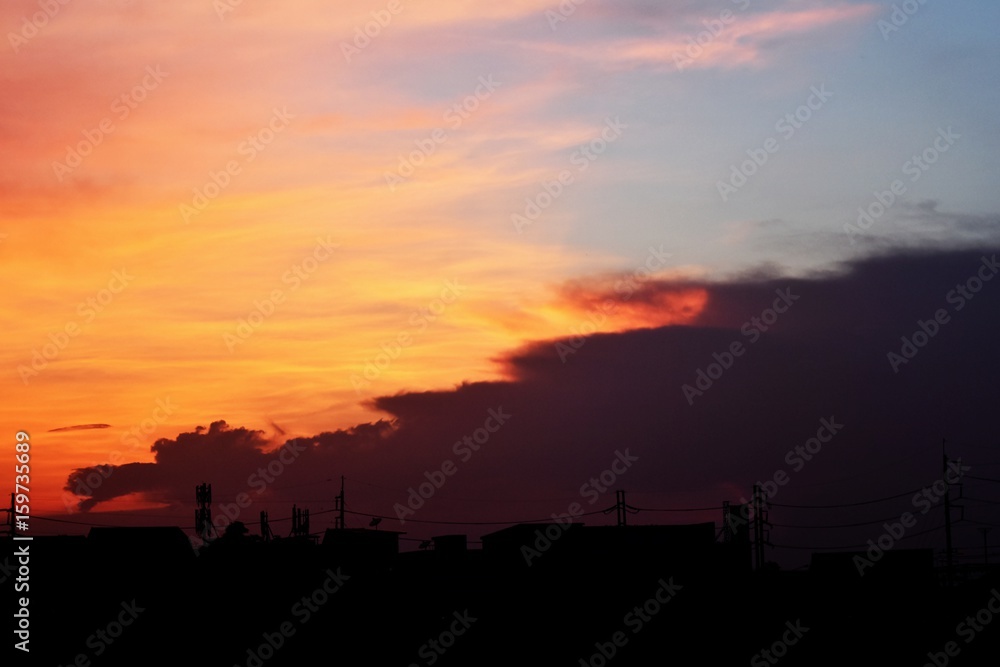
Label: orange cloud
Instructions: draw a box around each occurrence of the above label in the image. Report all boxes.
[0,0,879,521]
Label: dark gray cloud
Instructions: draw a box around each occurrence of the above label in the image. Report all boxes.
[64,246,1000,565]
[49,423,111,432]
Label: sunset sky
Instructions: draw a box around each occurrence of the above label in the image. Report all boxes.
[3,0,999,565]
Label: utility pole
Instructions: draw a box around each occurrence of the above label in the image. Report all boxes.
[616,490,627,527]
[752,483,767,572]
[195,483,214,542]
[724,499,753,573]
[980,528,990,566]
[334,476,345,530]
[722,501,732,544]
[260,511,274,542]
[291,505,310,538]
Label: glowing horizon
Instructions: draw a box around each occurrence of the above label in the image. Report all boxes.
[2,0,999,518]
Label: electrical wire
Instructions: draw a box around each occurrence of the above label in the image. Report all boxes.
[770,487,923,509]
[967,474,1000,484]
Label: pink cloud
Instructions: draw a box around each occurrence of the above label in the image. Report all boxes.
[535,4,879,72]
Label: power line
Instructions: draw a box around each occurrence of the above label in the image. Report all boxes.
[966,497,1000,506]
[18,472,999,556]
[771,515,908,529]
[628,505,718,513]
[341,508,609,526]
[768,524,946,551]
[33,516,123,528]
[770,543,869,551]
[897,524,948,542]
[967,474,1000,484]
[770,487,923,509]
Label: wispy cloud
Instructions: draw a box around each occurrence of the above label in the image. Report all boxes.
[48,423,112,432]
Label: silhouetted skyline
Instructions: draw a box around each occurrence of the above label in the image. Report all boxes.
[4,1,1000,664]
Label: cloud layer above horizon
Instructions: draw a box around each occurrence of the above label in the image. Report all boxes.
[3,0,999,566]
[61,247,1000,565]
